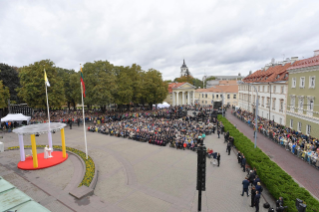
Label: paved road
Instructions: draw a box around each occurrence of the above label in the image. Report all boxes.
[1,121,274,212]
[225,110,319,200]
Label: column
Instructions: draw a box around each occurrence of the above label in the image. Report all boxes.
[193,91,195,105]
[188,91,190,105]
[30,134,38,168]
[173,92,175,106]
[18,134,25,161]
[61,128,66,158]
[176,92,179,105]
[182,91,185,105]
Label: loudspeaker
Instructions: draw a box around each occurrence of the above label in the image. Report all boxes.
[295,199,303,208]
[297,204,307,212]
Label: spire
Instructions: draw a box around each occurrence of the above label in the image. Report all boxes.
[181,59,187,68]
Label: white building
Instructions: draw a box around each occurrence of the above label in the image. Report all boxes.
[238,58,298,125]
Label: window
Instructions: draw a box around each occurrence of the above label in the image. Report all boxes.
[267,97,270,108]
[262,97,264,107]
[297,122,302,132]
[272,98,276,110]
[298,97,304,114]
[202,94,204,98]
[273,86,276,93]
[307,98,314,116]
[205,94,207,98]
[233,94,236,99]
[212,94,214,99]
[300,77,305,88]
[281,86,284,94]
[309,76,315,88]
[202,101,204,104]
[258,96,260,105]
[227,94,230,99]
[290,97,295,112]
[216,94,219,99]
[263,86,265,92]
[258,86,261,92]
[280,99,284,112]
[292,77,296,88]
[306,125,311,135]
[290,119,293,128]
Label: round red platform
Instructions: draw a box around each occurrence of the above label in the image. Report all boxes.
[18,151,68,170]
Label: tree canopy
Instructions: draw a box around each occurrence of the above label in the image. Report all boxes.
[0,63,20,103]
[17,60,65,109]
[0,80,10,109]
[174,76,203,88]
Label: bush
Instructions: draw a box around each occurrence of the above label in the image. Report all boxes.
[218,115,319,212]
[7,145,95,187]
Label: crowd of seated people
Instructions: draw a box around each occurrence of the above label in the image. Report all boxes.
[233,109,319,169]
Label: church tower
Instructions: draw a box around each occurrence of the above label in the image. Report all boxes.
[180,59,190,77]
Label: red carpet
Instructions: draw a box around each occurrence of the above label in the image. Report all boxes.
[18,151,68,170]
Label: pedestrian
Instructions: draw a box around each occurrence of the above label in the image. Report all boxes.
[241,177,250,197]
[241,156,246,172]
[69,119,72,129]
[254,190,260,212]
[250,186,256,207]
[217,127,220,138]
[217,153,220,167]
[226,141,231,155]
[255,182,263,194]
[77,118,80,127]
[237,151,242,163]
[253,175,260,186]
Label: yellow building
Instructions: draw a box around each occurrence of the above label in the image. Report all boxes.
[195,80,239,106]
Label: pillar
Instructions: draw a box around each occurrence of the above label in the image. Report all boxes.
[177,92,179,105]
[30,134,38,168]
[188,91,190,105]
[61,128,66,158]
[183,91,185,105]
[172,92,175,106]
[18,134,25,161]
[48,131,53,151]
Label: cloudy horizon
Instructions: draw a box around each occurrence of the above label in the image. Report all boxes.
[1,0,319,80]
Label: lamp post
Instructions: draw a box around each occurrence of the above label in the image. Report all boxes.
[239,81,258,148]
[268,82,271,124]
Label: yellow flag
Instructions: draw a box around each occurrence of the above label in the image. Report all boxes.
[44,69,50,87]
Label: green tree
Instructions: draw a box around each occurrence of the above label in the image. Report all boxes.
[114,66,133,106]
[17,60,65,109]
[141,69,168,109]
[82,60,117,112]
[193,78,203,88]
[0,80,10,109]
[0,63,20,103]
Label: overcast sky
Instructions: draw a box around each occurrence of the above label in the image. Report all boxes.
[1,0,319,80]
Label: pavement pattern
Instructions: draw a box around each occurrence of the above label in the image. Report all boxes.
[0,115,275,212]
[226,110,319,200]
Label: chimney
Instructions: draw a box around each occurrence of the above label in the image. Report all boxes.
[291,56,298,64]
[314,50,319,57]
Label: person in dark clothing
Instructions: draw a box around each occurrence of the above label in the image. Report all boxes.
[77,118,80,127]
[241,156,246,172]
[255,182,263,194]
[68,119,72,129]
[226,141,231,155]
[217,153,220,167]
[276,197,284,208]
[248,170,255,185]
[254,191,260,212]
[241,177,250,197]
[217,128,221,138]
[237,151,242,163]
[250,186,256,207]
[253,175,260,186]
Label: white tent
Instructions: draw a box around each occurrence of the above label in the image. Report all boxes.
[153,102,170,108]
[1,113,31,124]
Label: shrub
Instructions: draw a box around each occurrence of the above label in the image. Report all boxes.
[218,115,319,212]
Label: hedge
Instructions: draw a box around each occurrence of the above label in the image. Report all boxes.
[7,145,95,187]
[218,115,319,212]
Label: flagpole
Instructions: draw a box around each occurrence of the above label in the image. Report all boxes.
[81,80,88,159]
[44,68,53,150]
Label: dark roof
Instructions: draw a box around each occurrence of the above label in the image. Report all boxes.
[181,59,188,68]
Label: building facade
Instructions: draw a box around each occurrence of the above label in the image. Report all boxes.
[239,58,297,125]
[286,50,319,138]
[165,82,196,106]
[195,80,238,106]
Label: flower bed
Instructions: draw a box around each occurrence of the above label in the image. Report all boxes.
[218,115,319,212]
[7,145,95,187]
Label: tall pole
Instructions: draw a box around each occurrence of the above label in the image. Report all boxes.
[255,86,258,149]
[222,93,224,117]
[269,83,271,124]
[81,82,88,159]
[45,81,50,124]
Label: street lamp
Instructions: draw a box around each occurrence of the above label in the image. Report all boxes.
[239,81,258,148]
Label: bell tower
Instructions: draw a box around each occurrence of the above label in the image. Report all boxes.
[181,59,189,77]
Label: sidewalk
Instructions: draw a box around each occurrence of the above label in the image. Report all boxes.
[226,110,319,200]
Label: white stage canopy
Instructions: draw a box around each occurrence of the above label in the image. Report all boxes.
[1,113,31,123]
[153,102,170,108]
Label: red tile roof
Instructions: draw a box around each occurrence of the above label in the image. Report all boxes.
[196,85,238,93]
[168,82,186,93]
[287,55,319,70]
[243,63,292,83]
